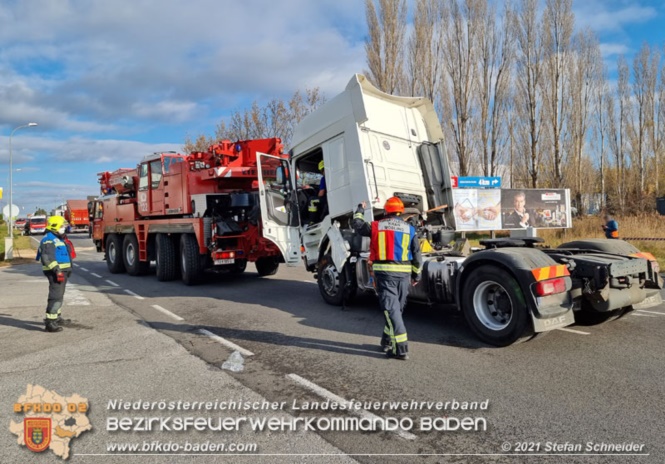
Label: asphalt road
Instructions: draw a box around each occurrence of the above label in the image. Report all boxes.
[64,234,665,463]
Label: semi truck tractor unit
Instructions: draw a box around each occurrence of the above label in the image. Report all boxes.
[256,74,662,346]
[91,138,286,285]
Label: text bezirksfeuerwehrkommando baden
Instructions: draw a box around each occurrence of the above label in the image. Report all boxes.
[107,399,489,412]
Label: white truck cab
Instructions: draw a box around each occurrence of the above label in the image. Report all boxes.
[257,75,659,346]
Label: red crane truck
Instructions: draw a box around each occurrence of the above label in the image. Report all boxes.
[90,138,286,285]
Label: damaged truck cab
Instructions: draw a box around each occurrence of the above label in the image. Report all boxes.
[257,74,662,346]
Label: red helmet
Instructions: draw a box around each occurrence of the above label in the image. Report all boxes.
[384,196,404,214]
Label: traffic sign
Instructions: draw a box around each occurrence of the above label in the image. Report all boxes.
[2,204,19,219]
[456,176,501,188]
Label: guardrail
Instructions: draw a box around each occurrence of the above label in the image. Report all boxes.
[623,238,665,241]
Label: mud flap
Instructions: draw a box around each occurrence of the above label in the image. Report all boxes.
[632,290,663,310]
[531,308,575,332]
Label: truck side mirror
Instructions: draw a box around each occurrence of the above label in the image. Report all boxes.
[275,167,285,185]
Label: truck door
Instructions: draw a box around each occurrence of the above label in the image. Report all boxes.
[149,158,164,214]
[257,153,301,266]
[91,200,104,241]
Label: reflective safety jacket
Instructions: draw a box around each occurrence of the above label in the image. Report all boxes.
[37,231,72,271]
[352,206,422,279]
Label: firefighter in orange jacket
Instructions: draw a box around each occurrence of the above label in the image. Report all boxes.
[37,216,73,332]
[352,197,422,360]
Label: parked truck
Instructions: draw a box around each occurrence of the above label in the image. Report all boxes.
[257,74,663,346]
[90,138,286,284]
[64,200,90,233]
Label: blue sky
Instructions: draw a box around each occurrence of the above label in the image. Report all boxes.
[0,0,663,215]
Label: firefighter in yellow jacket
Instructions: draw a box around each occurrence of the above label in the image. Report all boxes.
[37,216,73,332]
[352,197,422,360]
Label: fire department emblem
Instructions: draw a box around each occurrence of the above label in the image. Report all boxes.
[24,418,51,452]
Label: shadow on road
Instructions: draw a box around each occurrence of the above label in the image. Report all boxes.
[1,246,490,350]
[0,313,44,332]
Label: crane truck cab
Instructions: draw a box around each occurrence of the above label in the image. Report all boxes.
[258,74,660,347]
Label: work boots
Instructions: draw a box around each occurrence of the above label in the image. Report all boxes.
[44,318,63,333]
[56,317,72,326]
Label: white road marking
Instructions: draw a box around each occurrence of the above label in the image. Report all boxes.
[64,284,91,306]
[79,267,89,272]
[91,273,102,278]
[123,289,145,300]
[105,279,119,287]
[197,329,254,357]
[151,304,184,321]
[287,373,417,441]
[632,313,657,317]
[303,280,316,284]
[72,263,80,267]
[636,310,665,316]
[556,328,590,335]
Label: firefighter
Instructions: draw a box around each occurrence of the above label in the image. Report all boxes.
[37,215,73,333]
[308,160,328,224]
[352,197,422,360]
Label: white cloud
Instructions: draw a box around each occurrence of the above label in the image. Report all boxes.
[599,42,631,58]
[0,135,183,213]
[0,0,365,134]
[574,2,657,32]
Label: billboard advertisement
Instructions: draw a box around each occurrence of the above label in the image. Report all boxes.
[452,188,571,231]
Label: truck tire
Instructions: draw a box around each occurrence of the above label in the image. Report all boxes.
[462,265,533,346]
[180,233,201,285]
[256,257,279,277]
[317,254,356,306]
[232,259,247,274]
[106,234,126,274]
[123,234,149,276]
[156,233,178,281]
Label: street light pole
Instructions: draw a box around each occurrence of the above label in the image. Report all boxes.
[5,122,37,260]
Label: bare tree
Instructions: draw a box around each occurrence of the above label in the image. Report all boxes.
[183,133,216,154]
[616,56,631,210]
[183,88,325,153]
[442,0,482,177]
[541,0,573,188]
[632,43,658,200]
[365,0,408,94]
[594,65,610,209]
[475,0,513,176]
[646,47,663,195]
[407,0,445,101]
[569,28,600,209]
[513,0,543,187]
[657,56,665,195]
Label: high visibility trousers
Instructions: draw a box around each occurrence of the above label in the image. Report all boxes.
[43,270,70,319]
[376,272,410,356]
